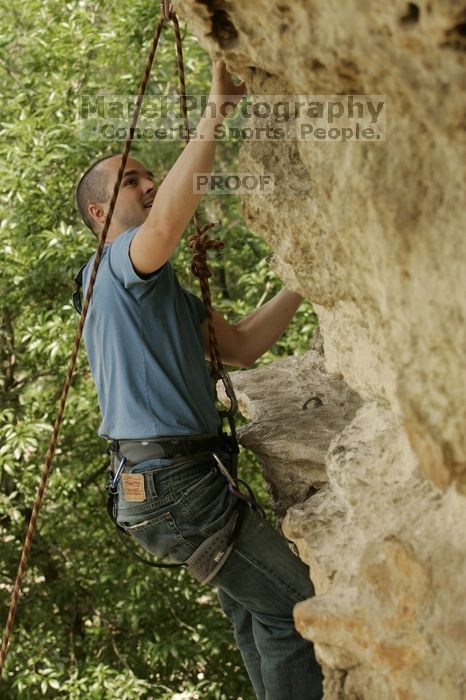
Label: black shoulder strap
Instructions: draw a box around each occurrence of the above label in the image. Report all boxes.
[72,264,87,315]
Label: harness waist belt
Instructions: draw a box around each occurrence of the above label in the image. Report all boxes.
[115,433,223,465]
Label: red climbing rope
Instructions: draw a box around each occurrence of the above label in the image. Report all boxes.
[0,0,222,678]
[167,14,228,381]
[1,4,234,676]
[0,4,237,676]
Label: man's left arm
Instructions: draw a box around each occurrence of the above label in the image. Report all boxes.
[201,289,303,368]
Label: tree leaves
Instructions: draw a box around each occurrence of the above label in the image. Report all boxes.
[0,1,316,697]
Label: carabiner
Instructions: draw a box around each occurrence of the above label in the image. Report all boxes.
[218,370,238,418]
[212,451,237,486]
[109,456,126,494]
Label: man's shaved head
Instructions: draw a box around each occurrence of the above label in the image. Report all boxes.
[76,154,156,242]
[76,155,118,233]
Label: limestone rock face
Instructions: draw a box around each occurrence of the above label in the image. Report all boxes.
[228,330,363,520]
[229,349,466,699]
[176,1,466,697]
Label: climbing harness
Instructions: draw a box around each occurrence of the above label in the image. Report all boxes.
[0,2,259,676]
[104,431,262,575]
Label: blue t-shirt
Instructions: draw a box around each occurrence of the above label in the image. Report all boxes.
[82,227,221,439]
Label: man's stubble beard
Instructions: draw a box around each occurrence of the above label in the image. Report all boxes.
[118,207,149,231]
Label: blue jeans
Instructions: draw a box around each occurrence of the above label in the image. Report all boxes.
[116,454,323,700]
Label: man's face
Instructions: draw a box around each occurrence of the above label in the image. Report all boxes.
[95,155,157,236]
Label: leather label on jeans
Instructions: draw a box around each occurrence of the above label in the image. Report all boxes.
[121,474,146,502]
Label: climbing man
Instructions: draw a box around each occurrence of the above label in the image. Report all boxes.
[76,60,323,699]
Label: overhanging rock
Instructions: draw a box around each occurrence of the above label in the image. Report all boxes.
[178,1,466,697]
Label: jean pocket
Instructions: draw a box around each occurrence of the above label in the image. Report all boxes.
[169,464,218,501]
[122,511,196,563]
[179,469,236,538]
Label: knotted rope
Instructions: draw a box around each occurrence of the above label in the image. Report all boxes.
[170,13,229,384]
[1,4,233,676]
[188,226,225,381]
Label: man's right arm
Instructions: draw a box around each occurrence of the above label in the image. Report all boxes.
[129,62,245,275]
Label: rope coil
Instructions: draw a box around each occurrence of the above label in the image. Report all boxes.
[0,5,235,676]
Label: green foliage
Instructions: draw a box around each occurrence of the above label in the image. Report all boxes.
[0,0,318,697]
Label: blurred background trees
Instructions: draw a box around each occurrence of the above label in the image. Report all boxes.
[0,1,318,697]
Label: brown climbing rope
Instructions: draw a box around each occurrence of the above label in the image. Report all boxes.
[170,13,227,384]
[0,5,234,677]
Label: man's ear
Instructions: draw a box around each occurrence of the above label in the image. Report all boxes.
[88,202,106,228]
